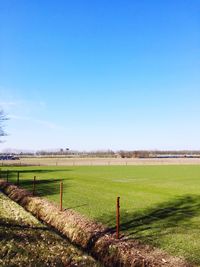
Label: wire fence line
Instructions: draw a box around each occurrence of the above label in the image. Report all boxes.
[1,157,200,167]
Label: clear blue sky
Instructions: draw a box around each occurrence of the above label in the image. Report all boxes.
[0,0,200,151]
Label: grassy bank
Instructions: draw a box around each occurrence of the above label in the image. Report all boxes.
[0,191,98,266]
[1,165,200,265]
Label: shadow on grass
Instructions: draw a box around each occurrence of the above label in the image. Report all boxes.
[84,195,200,265]
[0,218,48,231]
[21,179,71,197]
[0,168,73,176]
[96,194,200,241]
[0,168,73,197]
[0,218,64,246]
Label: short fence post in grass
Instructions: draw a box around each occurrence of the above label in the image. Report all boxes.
[116,196,120,239]
[6,170,9,182]
[17,171,20,185]
[60,181,63,211]
[33,176,36,195]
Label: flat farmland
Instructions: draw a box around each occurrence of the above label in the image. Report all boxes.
[2,156,200,166]
[2,165,200,265]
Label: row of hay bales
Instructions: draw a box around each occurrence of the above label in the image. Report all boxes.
[0,179,191,267]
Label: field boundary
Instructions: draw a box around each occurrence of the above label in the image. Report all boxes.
[0,179,193,267]
[1,157,200,167]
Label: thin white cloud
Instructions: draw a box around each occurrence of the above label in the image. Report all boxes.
[35,119,61,129]
[38,101,47,109]
[0,86,47,112]
[9,115,63,130]
[0,101,19,109]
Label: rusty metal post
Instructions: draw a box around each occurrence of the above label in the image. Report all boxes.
[33,176,36,195]
[6,170,9,182]
[17,171,20,185]
[60,181,63,211]
[116,196,120,239]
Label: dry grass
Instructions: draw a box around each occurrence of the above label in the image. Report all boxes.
[1,157,200,167]
[0,190,98,267]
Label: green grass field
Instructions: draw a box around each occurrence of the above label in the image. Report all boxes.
[2,165,200,265]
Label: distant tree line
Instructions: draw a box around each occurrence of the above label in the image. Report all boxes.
[118,150,200,158]
[2,149,200,159]
[35,149,116,158]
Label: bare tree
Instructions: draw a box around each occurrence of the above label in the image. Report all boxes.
[0,110,8,141]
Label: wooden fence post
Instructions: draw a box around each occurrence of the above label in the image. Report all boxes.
[33,176,36,195]
[17,171,20,185]
[60,181,63,211]
[116,196,120,239]
[6,170,9,182]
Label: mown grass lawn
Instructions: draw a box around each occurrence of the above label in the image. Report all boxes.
[2,165,200,265]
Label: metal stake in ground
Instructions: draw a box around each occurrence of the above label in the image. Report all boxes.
[17,171,20,185]
[33,176,36,195]
[116,196,120,239]
[60,181,63,211]
[6,170,9,182]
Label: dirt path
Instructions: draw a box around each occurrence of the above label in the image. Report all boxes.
[0,191,99,267]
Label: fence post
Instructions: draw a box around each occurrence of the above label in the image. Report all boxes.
[60,181,63,211]
[0,168,1,179]
[17,171,20,185]
[33,176,36,195]
[6,170,9,182]
[116,196,120,239]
